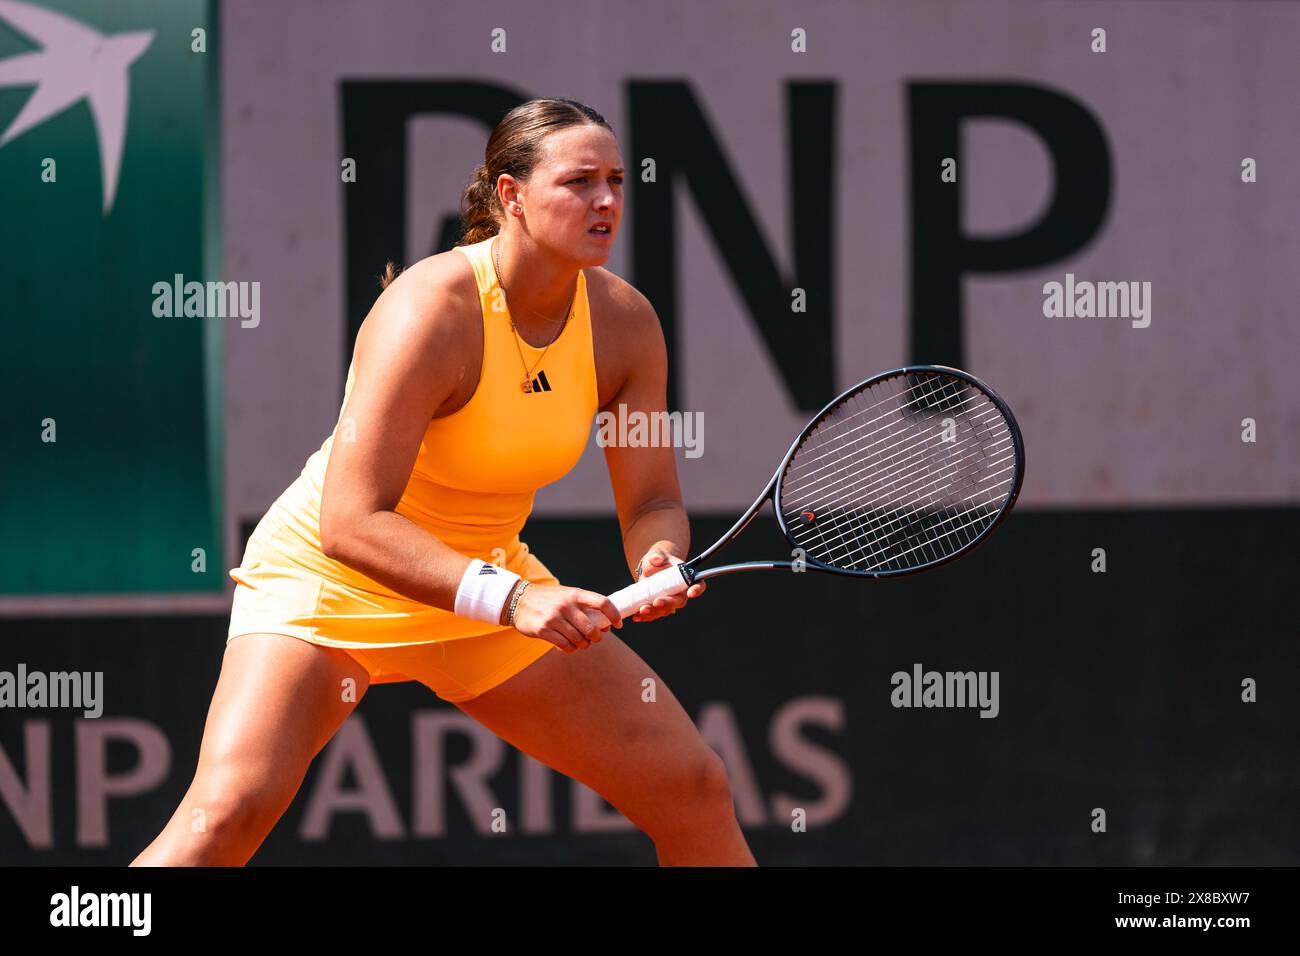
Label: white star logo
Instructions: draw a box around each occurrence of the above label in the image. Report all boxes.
[0,0,153,215]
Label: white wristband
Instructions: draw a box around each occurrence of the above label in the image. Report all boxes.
[454,559,522,624]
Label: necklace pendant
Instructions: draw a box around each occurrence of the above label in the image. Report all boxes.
[521,377,532,393]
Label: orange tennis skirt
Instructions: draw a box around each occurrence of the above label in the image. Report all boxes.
[227,515,556,703]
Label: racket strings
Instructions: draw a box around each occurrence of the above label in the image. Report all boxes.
[783,377,985,478]
[804,382,1014,570]
[806,439,1016,569]
[798,378,994,567]
[794,428,1005,569]
[790,396,1004,501]
[793,414,1013,539]
[790,375,974,509]
[814,377,1013,570]
[780,372,1017,572]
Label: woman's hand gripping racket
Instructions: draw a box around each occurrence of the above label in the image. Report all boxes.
[608,365,1025,619]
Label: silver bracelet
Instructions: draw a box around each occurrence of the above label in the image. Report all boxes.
[504,580,530,627]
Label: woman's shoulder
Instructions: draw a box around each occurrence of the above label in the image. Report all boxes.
[354,249,482,371]
[384,248,481,310]
[585,266,660,333]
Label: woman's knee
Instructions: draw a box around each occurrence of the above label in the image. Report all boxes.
[677,748,735,811]
[173,763,302,863]
[628,744,736,835]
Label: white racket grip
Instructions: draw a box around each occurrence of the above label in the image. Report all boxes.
[609,564,691,618]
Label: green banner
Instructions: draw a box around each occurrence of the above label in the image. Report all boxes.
[0,0,221,595]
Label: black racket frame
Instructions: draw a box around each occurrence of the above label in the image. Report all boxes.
[678,365,1025,584]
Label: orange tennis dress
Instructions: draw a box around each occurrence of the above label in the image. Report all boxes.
[226,234,600,701]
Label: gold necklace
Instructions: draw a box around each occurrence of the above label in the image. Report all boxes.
[493,238,575,393]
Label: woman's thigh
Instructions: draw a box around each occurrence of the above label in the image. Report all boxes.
[191,634,371,825]
[135,633,371,865]
[209,633,367,750]
[454,631,727,828]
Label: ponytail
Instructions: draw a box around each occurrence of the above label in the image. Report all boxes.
[459,163,501,246]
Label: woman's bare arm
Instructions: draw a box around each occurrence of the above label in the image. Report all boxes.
[317,256,485,614]
[599,288,707,619]
[601,295,690,570]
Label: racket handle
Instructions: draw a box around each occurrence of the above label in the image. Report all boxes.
[608,564,690,618]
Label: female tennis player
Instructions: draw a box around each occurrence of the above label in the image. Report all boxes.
[132,98,756,867]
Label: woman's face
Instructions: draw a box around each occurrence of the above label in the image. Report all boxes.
[514,124,623,266]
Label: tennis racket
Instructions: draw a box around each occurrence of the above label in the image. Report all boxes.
[608,365,1025,618]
